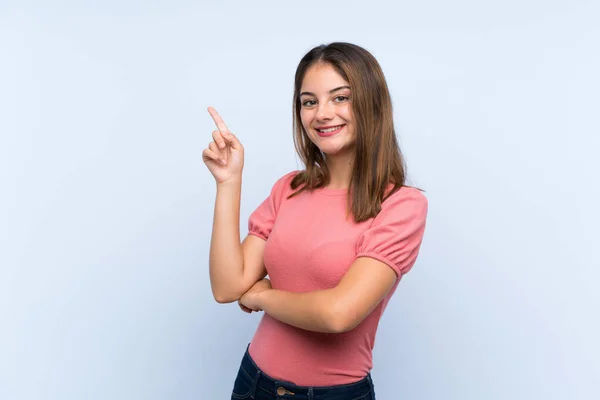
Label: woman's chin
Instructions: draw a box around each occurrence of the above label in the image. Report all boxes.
[311,135,356,157]
[318,145,355,158]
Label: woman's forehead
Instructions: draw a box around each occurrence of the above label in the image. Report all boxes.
[301,63,350,93]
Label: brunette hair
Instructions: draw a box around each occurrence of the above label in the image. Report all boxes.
[290,42,412,222]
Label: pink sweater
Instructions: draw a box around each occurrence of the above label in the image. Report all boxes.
[247,171,428,386]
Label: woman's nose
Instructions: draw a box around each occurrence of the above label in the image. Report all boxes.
[316,103,334,121]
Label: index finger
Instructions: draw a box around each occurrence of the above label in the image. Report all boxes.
[207,106,230,133]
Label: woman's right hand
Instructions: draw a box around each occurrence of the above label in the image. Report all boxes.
[203,106,244,184]
[237,278,271,313]
[237,300,256,314]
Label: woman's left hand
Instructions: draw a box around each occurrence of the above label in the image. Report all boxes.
[239,278,272,311]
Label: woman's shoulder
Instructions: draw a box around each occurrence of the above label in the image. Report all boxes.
[381,185,428,213]
[273,170,301,187]
[267,170,301,195]
[280,170,302,182]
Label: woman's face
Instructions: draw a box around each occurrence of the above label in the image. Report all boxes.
[299,63,356,157]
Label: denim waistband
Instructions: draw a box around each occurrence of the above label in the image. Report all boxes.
[240,343,375,399]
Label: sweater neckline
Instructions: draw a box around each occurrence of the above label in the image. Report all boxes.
[315,186,349,197]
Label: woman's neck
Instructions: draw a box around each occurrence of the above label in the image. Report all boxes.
[324,152,354,190]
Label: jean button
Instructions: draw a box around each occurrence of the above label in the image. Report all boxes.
[277,387,286,396]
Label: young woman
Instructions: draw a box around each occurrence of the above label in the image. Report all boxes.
[203,42,428,400]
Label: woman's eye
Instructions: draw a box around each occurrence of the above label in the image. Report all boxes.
[334,96,349,102]
[302,100,316,107]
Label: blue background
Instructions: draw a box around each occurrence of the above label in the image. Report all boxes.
[1,1,598,399]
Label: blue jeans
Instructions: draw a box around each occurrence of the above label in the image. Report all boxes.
[231,344,376,400]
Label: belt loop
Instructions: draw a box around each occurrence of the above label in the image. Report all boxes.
[366,373,375,391]
[308,387,314,400]
[250,370,261,399]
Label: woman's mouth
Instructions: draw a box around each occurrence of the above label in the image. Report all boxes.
[315,124,345,137]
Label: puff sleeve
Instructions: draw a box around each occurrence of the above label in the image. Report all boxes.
[247,171,298,241]
[355,187,428,278]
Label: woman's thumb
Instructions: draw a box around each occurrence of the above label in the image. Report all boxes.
[222,131,241,150]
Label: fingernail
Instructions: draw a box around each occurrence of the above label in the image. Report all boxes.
[219,142,225,149]
[221,159,226,165]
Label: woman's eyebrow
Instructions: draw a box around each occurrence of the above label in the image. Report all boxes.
[300,86,351,97]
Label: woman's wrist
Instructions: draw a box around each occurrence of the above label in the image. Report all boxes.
[256,288,272,310]
[217,176,242,189]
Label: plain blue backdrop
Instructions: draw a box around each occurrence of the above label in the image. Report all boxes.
[1,1,598,399]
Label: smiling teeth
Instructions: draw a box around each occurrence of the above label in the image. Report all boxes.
[318,125,342,133]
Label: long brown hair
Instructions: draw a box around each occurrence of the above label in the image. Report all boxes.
[289,42,411,222]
